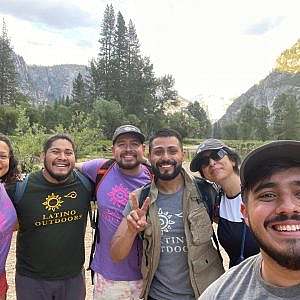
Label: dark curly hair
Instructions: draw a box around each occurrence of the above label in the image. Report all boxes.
[0,133,20,184]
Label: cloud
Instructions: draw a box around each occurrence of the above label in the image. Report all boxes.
[244,16,285,35]
[0,0,96,29]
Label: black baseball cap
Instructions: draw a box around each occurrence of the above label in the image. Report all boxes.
[240,140,300,187]
[190,138,227,172]
[112,125,145,144]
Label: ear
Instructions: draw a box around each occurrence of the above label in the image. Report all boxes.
[241,202,249,226]
[112,145,116,159]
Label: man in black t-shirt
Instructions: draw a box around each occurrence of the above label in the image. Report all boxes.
[7,134,92,300]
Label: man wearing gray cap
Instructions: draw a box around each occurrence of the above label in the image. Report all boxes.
[76,125,152,299]
[199,140,300,300]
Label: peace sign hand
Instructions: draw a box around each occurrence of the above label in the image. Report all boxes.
[126,192,150,234]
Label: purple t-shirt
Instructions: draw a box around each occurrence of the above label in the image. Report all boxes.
[0,183,17,274]
[82,159,152,280]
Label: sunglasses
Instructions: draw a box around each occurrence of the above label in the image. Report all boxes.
[198,149,227,167]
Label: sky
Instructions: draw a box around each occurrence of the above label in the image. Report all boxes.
[1,0,300,118]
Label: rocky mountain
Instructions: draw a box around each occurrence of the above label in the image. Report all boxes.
[14,53,88,103]
[218,39,300,125]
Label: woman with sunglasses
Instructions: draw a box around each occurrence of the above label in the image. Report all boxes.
[190,138,259,268]
[0,134,19,299]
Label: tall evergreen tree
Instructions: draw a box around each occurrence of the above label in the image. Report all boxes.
[0,19,17,105]
[254,105,270,141]
[272,94,300,139]
[186,101,212,137]
[71,72,89,111]
[237,102,257,140]
[111,11,128,103]
[97,4,115,100]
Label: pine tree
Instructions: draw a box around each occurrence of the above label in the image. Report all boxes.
[186,101,212,138]
[254,105,270,141]
[111,11,128,103]
[272,94,300,139]
[71,72,90,111]
[237,102,257,139]
[0,19,17,105]
[97,4,115,100]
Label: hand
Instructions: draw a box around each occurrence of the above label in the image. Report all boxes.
[127,192,150,233]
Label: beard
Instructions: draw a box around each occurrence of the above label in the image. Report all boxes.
[115,151,142,170]
[116,159,140,170]
[152,159,182,181]
[44,159,72,182]
[249,214,300,270]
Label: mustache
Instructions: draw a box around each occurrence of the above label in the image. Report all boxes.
[157,159,177,167]
[264,214,300,227]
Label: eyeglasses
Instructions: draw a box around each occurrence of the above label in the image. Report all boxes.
[198,149,227,167]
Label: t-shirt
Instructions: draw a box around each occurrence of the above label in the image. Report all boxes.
[217,193,259,267]
[199,254,300,300]
[0,183,17,274]
[149,189,195,300]
[82,159,152,281]
[7,170,91,280]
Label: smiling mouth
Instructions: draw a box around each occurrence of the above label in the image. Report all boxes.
[54,164,69,168]
[273,224,300,232]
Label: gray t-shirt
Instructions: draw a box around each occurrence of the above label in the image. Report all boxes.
[199,254,300,300]
[123,188,194,300]
[149,189,194,300]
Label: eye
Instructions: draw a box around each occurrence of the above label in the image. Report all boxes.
[258,192,277,202]
[131,142,140,148]
[153,149,164,156]
[65,151,74,156]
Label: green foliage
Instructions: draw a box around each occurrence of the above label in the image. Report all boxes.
[0,105,17,134]
[254,105,270,141]
[272,93,300,139]
[0,19,17,105]
[186,101,211,137]
[13,107,47,172]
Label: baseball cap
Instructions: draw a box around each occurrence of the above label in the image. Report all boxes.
[190,138,227,172]
[112,125,145,144]
[240,140,300,187]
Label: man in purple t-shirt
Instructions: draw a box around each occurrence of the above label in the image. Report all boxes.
[76,125,152,300]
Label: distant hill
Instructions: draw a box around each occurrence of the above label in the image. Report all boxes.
[13,53,88,103]
[218,39,300,125]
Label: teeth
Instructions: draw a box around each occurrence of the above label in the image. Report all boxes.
[274,224,300,232]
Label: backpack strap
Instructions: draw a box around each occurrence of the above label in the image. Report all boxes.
[73,169,95,228]
[88,159,116,284]
[14,174,30,204]
[138,183,151,208]
[193,177,223,262]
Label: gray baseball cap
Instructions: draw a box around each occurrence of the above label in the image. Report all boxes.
[112,125,145,144]
[190,138,227,172]
[240,140,300,187]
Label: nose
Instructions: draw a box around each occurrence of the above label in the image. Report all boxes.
[57,152,67,160]
[275,193,300,215]
[208,158,216,166]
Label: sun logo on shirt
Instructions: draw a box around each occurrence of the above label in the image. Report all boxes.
[42,193,64,212]
[158,208,175,235]
[107,184,129,208]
